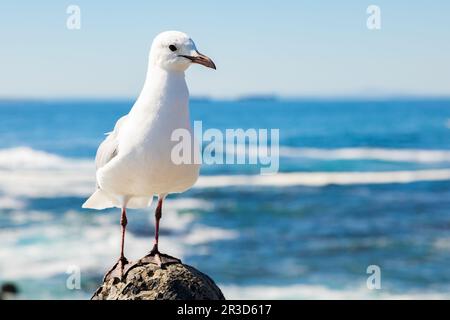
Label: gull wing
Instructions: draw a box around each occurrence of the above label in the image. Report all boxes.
[84,115,128,209]
[95,115,128,169]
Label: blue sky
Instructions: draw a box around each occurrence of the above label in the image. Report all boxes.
[0,1,449,99]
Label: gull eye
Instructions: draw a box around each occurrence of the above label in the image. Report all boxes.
[169,45,177,52]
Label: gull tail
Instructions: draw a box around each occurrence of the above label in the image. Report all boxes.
[82,189,153,210]
[82,189,118,210]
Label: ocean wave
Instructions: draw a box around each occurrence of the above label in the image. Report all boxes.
[0,216,179,279]
[164,198,214,211]
[0,147,92,170]
[1,147,450,198]
[0,147,94,197]
[197,169,450,188]
[211,144,450,163]
[3,168,450,198]
[0,196,26,210]
[279,147,450,163]
[6,210,53,226]
[221,283,450,300]
[0,192,232,281]
[433,237,450,251]
[0,207,235,280]
[3,145,450,174]
[184,226,238,245]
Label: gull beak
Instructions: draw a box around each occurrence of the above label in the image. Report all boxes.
[179,51,216,70]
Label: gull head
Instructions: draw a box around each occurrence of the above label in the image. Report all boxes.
[149,31,216,72]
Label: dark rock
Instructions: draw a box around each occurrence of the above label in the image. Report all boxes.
[92,258,225,300]
[0,283,19,300]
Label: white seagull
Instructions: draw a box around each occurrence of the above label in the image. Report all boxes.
[82,31,216,276]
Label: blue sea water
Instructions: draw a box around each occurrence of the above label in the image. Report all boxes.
[0,98,450,299]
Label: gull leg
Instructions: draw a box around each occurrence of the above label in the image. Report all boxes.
[150,198,163,266]
[142,196,180,268]
[118,207,129,275]
[104,207,129,281]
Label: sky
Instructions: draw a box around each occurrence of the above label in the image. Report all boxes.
[0,0,449,99]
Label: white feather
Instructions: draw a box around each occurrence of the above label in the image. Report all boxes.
[83,31,202,210]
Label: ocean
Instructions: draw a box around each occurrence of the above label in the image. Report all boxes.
[1,98,450,299]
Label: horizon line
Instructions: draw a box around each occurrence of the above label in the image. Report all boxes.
[2,93,450,103]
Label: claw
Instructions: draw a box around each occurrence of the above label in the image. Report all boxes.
[118,256,128,277]
[153,252,162,267]
[104,256,130,282]
[149,245,162,267]
[140,250,180,269]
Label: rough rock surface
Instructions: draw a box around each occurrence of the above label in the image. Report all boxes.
[92,259,225,300]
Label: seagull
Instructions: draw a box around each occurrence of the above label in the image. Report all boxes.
[82,31,216,276]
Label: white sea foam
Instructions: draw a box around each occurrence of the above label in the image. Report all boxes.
[0,206,236,280]
[3,146,450,172]
[216,144,450,163]
[0,193,227,280]
[0,196,26,209]
[0,170,94,197]
[4,168,449,198]
[8,210,53,224]
[279,147,450,163]
[0,221,169,280]
[1,146,448,298]
[0,147,94,197]
[433,237,450,251]
[155,198,219,235]
[184,226,238,245]
[1,147,450,198]
[164,198,214,211]
[0,147,92,170]
[197,169,450,188]
[221,283,450,300]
